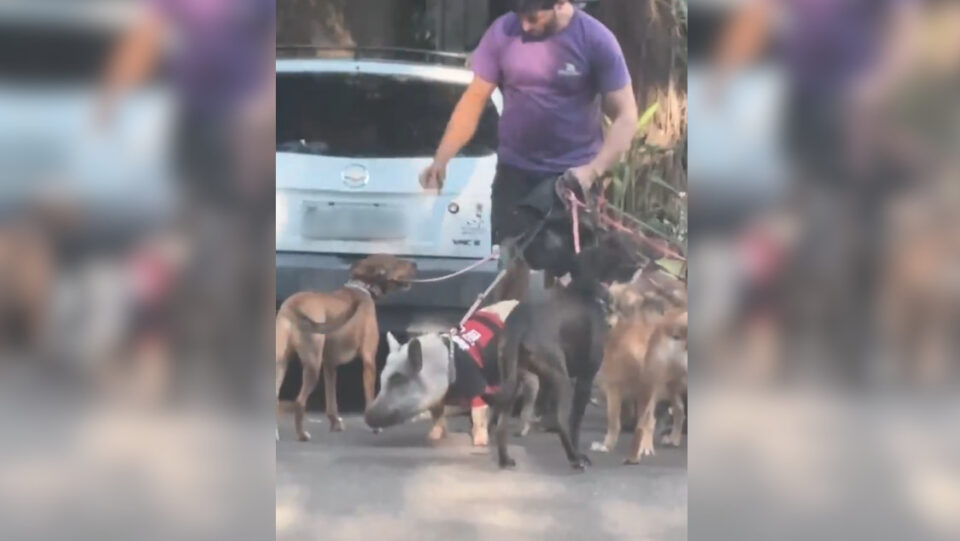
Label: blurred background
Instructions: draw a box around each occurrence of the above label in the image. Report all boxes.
[0,0,274,539]
[688,0,960,539]
[3,0,959,539]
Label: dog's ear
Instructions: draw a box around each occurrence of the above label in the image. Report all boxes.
[386,332,401,354]
[349,258,370,279]
[408,339,423,373]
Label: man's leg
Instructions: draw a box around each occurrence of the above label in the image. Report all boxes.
[494,243,531,302]
[490,165,534,302]
[490,167,568,303]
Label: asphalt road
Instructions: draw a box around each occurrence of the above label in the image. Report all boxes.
[276,407,687,541]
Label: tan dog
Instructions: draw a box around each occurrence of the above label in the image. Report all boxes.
[275,254,416,441]
[603,266,687,427]
[593,301,688,464]
[607,265,687,326]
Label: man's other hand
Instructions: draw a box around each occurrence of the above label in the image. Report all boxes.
[420,160,448,192]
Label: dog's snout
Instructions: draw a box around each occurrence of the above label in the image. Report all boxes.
[363,410,384,429]
[364,407,399,429]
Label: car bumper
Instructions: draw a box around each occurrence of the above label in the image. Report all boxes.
[276,251,500,333]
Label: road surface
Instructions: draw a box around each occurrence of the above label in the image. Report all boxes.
[276,407,687,541]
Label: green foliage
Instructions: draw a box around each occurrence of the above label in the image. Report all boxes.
[603,100,687,250]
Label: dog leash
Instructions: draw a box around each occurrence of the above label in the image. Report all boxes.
[566,192,687,262]
[409,247,501,284]
[457,267,507,328]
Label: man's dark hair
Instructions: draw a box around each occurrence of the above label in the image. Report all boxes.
[513,0,561,14]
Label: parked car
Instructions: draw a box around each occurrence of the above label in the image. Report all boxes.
[275,48,503,334]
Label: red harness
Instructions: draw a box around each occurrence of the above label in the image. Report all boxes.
[450,311,505,408]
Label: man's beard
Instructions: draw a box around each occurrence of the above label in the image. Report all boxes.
[522,12,559,40]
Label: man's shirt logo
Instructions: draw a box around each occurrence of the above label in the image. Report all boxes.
[558,62,582,77]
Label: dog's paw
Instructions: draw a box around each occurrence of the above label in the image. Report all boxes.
[329,417,345,432]
[539,422,560,434]
[515,424,531,438]
[499,456,517,469]
[371,427,383,435]
[471,431,489,447]
[638,440,656,457]
[623,457,641,466]
[427,425,446,441]
[590,441,610,453]
[661,433,682,447]
[578,453,592,467]
[296,430,311,442]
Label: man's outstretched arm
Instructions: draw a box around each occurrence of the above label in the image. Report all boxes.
[419,76,497,192]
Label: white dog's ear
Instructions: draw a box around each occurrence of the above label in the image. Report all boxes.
[408,339,423,373]
[386,332,401,354]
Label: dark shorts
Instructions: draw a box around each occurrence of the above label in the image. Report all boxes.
[490,164,561,245]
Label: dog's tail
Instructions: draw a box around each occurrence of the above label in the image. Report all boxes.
[291,300,360,336]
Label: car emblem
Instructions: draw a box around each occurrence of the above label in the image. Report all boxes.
[341,164,369,188]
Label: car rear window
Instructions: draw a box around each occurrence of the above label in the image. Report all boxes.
[0,24,115,83]
[276,72,498,158]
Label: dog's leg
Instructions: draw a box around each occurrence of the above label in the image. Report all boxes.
[592,385,621,452]
[569,377,593,454]
[293,337,324,442]
[625,390,658,464]
[547,371,588,470]
[275,318,293,441]
[360,337,380,433]
[489,379,520,468]
[427,403,447,441]
[471,404,490,446]
[322,361,345,431]
[516,371,540,437]
[571,331,603,455]
[663,392,685,447]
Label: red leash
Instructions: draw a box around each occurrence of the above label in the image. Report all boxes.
[568,190,582,254]
[564,189,687,262]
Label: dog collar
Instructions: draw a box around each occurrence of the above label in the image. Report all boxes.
[345,280,382,298]
[441,334,457,385]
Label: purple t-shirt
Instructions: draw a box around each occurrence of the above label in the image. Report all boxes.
[471,10,631,174]
[151,0,274,116]
[781,0,903,96]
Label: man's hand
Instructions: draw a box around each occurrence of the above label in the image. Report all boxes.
[568,164,601,193]
[420,160,448,192]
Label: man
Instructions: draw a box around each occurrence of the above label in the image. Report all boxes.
[420,0,638,300]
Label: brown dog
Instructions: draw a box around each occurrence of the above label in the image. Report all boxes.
[593,301,688,464]
[607,265,687,326]
[275,254,416,441]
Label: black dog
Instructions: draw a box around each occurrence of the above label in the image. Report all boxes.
[489,231,641,470]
